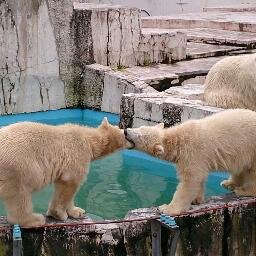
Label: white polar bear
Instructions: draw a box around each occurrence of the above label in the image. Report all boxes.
[125,109,256,216]
[204,53,256,110]
[0,118,132,227]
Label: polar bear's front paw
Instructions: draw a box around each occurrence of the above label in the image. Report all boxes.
[220,180,236,190]
[47,208,68,221]
[159,204,183,216]
[67,206,85,219]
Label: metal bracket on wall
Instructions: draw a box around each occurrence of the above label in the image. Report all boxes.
[13,224,23,256]
[151,214,180,256]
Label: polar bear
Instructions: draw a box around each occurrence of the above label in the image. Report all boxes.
[204,53,256,110]
[125,109,256,216]
[0,118,132,227]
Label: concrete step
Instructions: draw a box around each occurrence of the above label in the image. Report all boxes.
[120,84,222,128]
[203,4,256,13]
[142,28,256,47]
[83,57,223,114]
[142,11,256,33]
[84,51,256,115]
[186,42,245,59]
[119,56,228,90]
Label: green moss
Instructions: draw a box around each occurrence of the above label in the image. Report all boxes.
[143,57,151,66]
[116,64,126,70]
[0,241,8,256]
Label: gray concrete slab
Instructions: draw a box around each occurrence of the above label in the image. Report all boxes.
[142,11,256,32]
[142,27,256,47]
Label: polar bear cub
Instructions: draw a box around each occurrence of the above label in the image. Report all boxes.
[0,118,132,227]
[125,109,256,216]
[204,53,256,110]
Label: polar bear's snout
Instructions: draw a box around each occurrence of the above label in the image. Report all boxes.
[124,128,136,149]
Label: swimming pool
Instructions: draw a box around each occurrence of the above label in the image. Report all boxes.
[0,109,228,220]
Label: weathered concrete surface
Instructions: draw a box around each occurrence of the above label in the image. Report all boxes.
[81,56,222,114]
[142,27,256,47]
[204,4,256,13]
[186,42,244,59]
[119,84,223,128]
[138,30,187,64]
[0,0,66,114]
[82,56,237,115]
[142,12,256,33]
[74,3,142,68]
[118,56,226,90]
[80,64,156,113]
[0,194,255,255]
[73,3,187,68]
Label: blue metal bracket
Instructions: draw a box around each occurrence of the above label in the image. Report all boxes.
[151,214,180,256]
[13,224,23,256]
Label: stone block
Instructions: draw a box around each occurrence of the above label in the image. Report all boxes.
[74,3,141,68]
[137,30,187,65]
[120,84,222,128]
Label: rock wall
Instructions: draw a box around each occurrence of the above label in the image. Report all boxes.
[0,0,66,114]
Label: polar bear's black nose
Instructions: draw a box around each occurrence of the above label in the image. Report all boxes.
[124,128,128,137]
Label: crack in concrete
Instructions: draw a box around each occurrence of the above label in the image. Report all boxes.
[36,77,44,106]
[0,58,59,77]
[0,77,7,114]
[106,10,110,66]
[130,10,136,62]
[118,9,123,67]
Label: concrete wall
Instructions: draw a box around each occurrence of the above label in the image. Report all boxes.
[0,0,66,114]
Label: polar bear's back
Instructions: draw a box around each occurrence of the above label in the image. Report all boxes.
[198,109,256,138]
[204,53,256,110]
[191,109,256,171]
[0,122,89,196]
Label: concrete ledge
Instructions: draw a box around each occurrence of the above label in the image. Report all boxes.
[142,28,256,47]
[120,84,222,128]
[119,92,222,128]
[80,64,157,113]
[0,194,255,255]
[203,5,256,13]
[186,42,244,59]
[142,12,256,33]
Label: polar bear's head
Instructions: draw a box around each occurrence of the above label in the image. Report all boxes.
[124,123,165,157]
[98,117,134,151]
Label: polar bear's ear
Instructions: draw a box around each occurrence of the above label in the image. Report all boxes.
[155,123,164,129]
[100,117,110,129]
[153,144,164,156]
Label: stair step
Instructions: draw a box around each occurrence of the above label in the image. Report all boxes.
[120,56,227,87]
[186,42,245,59]
[142,27,256,47]
[120,85,222,128]
[142,12,256,33]
[203,5,256,13]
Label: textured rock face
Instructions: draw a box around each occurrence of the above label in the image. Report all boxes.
[73,3,187,68]
[138,30,187,65]
[119,84,223,128]
[0,0,66,114]
[73,3,142,68]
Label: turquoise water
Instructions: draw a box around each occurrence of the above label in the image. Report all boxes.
[0,109,228,220]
